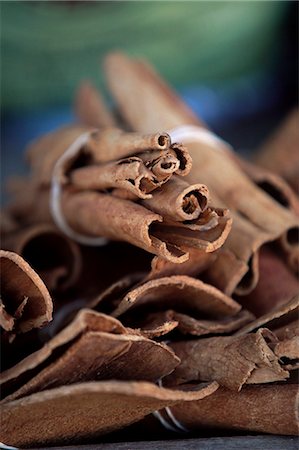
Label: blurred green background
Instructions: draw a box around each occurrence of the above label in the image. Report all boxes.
[1,1,298,197]
[1,1,291,110]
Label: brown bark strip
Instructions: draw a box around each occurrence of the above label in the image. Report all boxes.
[151,208,232,253]
[166,329,289,391]
[0,380,219,448]
[111,275,241,319]
[0,309,125,398]
[3,331,179,403]
[170,384,299,436]
[0,250,52,334]
[136,150,181,181]
[142,309,254,337]
[61,190,189,262]
[104,52,299,294]
[87,127,171,163]
[2,223,82,292]
[75,81,117,128]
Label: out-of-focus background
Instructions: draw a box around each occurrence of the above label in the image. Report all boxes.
[1,1,298,198]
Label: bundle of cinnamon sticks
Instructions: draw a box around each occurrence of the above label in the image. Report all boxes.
[1,52,298,448]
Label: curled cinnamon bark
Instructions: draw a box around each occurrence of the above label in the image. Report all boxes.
[142,176,209,222]
[111,275,241,318]
[88,127,171,162]
[0,380,218,448]
[0,251,52,335]
[0,309,125,398]
[2,224,82,291]
[70,157,157,199]
[141,309,254,337]
[104,52,299,295]
[166,329,289,391]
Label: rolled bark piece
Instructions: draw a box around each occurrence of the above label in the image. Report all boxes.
[0,250,52,334]
[1,307,180,405]
[0,380,218,448]
[104,52,299,294]
[61,190,188,262]
[88,127,171,163]
[3,330,179,404]
[254,109,299,192]
[70,157,157,199]
[235,247,299,316]
[2,224,82,292]
[166,329,289,390]
[26,125,183,190]
[136,149,181,181]
[111,275,241,319]
[0,309,126,398]
[75,81,117,128]
[151,208,232,254]
[142,176,209,222]
[170,384,299,436]
[142,309,254,337]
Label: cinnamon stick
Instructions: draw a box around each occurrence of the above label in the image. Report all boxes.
[0,380,218,448]
[104,52,299,295]
[170,384,299,436]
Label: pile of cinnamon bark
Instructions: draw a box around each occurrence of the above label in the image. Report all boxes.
[1,53,298,448]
